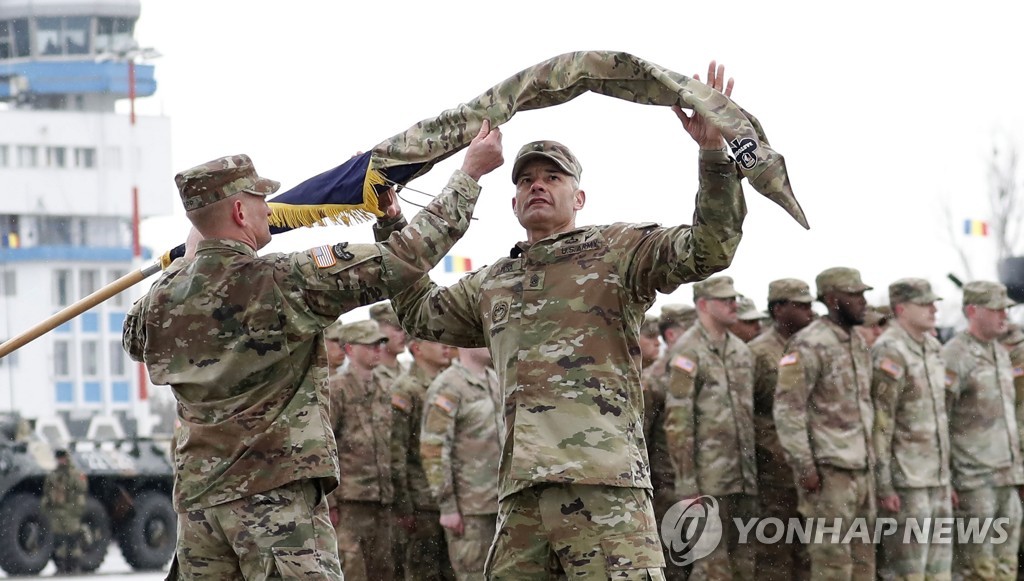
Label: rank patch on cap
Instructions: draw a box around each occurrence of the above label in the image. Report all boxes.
[391,393,412,413]
[779,353,799,367]
[433,395,457,415]
[879,358,903,379]
[311,245,337,269]
[672,356,696,374]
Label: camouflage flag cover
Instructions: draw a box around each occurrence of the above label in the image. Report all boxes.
[219,50,806,253]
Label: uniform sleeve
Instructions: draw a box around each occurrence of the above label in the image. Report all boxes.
[389,385,414,517]
[392,270,487,348]
[870,344,906,499]
[623,149,746,303]
[420,379,461,515]
[663,347,700,497]
[327,386,345,511]
[298,170,481,323]
[751,346,778,420]
[122,295,149,362]
[940,344,961,427]
[773,343,820,481]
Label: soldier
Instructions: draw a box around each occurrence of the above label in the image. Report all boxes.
[329,320,402,581]
[645,303,698,581]
[640,315,662,369]
[372,303,410,383]
[943,281,1024,579]
[750,278,815,581]
[871,279,952,580]
[42,449,87,573]
[122,126,503,578]
[663,275,758,579]
[774,267,876,580]
[384,62,745,578]
[1001,323,1024,573]
[421,347,502,580]
[729,295,768,342]
[391,338,456,580]
[325,319,347,373]
[856,306,891,347]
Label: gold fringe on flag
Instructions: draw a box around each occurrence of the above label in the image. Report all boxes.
[267,168,385,229]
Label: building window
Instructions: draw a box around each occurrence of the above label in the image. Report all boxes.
[0,21,10,60]
[95,17,134,55]
[38,216,72,245]
[0,145,8,167]
[46,146,67,168]
[80,269,98,298]
[54,340,71,376]
[53,269,71,306]
[36,17,61,56]
[108,270,126,306]
[55,382,74,403]
[12,19,29,58]
[1,271,15,296]
[16,145,37,168]
[75,147,96,169]
[81,340,99,376]
[109,340,126,376]
[64,17,89,55]
[34,17,89,57]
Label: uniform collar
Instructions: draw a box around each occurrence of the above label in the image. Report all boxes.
[509,226,593,258]
[195,238,258,258]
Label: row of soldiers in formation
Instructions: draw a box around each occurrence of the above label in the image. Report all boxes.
[638,266,1024,581]
[322,302,503,581]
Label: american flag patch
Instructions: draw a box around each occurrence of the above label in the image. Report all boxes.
[391,394,412,413]
[779,353,799,367]
[1014,367,1024,378]
[672,356,696,374]
[311,245,336,269]
[433,395,457,415]
[879,358,903,378]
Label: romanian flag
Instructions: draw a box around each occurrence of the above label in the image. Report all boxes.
[1,232,18,248]
[964,219,989,237]
[165,50,805,263]
[444,256,473,273]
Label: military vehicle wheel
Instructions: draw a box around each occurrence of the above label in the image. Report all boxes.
[77,496,112,572]
[0,492,54,575]
[119,491,176,570]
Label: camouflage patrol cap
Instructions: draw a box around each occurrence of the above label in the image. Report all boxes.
[660,304,696,328]
[511,141,582,183]
[175,154,280,212]
[815,267,872,300]
[335,320,388,345]
[862,307,892,327]
[767,278,814,303]
[693,276,738,301]
[324,320,345,342]
[963,280,1016,310]
[736,296,769,321]
[369,303,401,328]
[640,316,660,337]
[888,278,942,305]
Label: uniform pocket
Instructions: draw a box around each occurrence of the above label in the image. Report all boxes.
[601,531,667,571]
[268,546,329,580]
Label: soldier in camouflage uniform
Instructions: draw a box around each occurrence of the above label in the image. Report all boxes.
[421,347,502,580]
[663,276,758,580]
[372,303,410,382]
[122,127,503,579]
[329,320,404,581]
[644,304,698,581]
[856,307,892,348]
[774,267,876,580]
[384,62,746,579]
[729,295,768,343]
[325,320,347,373]
[391,338,456,580]
[640,316,662,370]
[871,279,953,580]
[942,281,1024,579]
[42,449,87,573]
[750,279,814,581]
[999,323,1024,576]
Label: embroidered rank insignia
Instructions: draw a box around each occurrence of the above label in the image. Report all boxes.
[311,245,336,269]
[1014,367,1024,378]
[391,393,412,413]
[433,395,456,415]
[879,358,903,378]
[672,356,696,374]
[779,353,799,367]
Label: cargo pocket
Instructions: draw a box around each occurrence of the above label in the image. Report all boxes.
[601,531,666,579]
[268,546,329,580]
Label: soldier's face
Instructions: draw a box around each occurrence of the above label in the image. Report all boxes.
[638,333,661,362]
[831,291,868,325]
[512,160,584,233]
[325,338,346,368]
[774,301,814,334]
[347,342,383,370]
[379,323,407,355]
[702,297,738,326]
[414,341,454,368]
[899,302,937,333]
[728,319,762,342]
[969,305,1008,340]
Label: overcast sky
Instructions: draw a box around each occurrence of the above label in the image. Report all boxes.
[130,0,1024,325]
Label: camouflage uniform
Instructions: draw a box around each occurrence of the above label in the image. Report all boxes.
[663,277,758,580]
[329,321,402,581]
[750,279,815,581]
[382,141,745,578]
[1003,324,1024,573]
[942,281,1024,580]
[42,452,87,572]
[774,268,876,580]
[421,361,502,580]
[391,360,455,581]
[871,279,952,581]
[122,154,482,579]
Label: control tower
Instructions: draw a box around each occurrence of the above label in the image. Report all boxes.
[0,0,172,437]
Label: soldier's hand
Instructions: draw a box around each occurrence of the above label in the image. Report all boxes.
[461,119,504,181]
[329,507,339,527]
[879,494,901,513]
[799,470,821,493]
[440,512,465,537]
[378,186,401,220]
[673,60,734,150]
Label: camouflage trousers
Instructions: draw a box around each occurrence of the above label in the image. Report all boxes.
[405,509,455,580]
[876,485,952,581]
[757,484,810,581]
[443,513,496,580]
[796,465,876,581]
[687,492,758,581]
[652,488,687,581]
[175,479,342,580]
[334,500,394,581]
[485,484,666,580]
[952,485,1022,580]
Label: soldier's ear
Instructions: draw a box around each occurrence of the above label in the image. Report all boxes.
[574,190,586,211]
[230,198,246,228]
